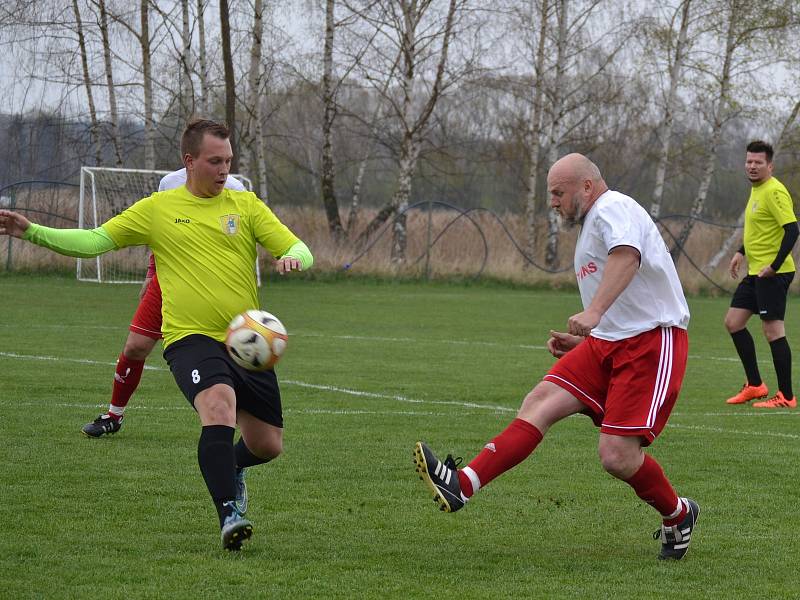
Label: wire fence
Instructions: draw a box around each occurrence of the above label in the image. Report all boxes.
[3,180,797,297]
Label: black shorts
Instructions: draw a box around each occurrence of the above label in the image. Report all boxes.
[730,273,794,321]
[163,334,283,428]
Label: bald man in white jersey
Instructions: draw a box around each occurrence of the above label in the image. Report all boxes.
[415,153,700,561]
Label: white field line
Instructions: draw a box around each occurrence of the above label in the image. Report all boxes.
[2,351,798,441]
[0,324,779,363]
[0,351,513,413]
[668,423,800,440]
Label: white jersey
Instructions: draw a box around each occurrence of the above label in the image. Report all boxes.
[575,190,690,341]
[158,167,246,192]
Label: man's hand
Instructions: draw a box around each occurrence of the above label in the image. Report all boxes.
[757,265,776,278]
[0,210,31,238]
[567,309,601,337]
[547,330,583,358]
[274,256,302,274]
[729,252,744,279]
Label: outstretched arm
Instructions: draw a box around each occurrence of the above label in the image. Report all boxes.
[0,210,117,258]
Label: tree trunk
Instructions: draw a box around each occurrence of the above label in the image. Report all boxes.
[97,0,123,166]
[140,0,155,169]
[524,0,549,265]
[670,1,737,262]
[179,0,193,120]
[72,0,101,166]
[347,49,402,234]
[390,0,458,263]
[390,136,420,263]
[245,0,269,199]
[197,0,210,114]
[650,0,691,219]
[545,0,568,269]
[321,0,345,240]
[220,0,238,171]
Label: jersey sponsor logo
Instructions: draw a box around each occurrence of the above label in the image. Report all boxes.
[576,261,598,281]
[220,214,240,236]
[174,218,191,224]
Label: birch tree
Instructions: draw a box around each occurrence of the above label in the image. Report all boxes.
[543,0,568,269]
[220,0,238,171]
[321,0,345,239]
[353,0,462,261]
[241,0,269,199]
[71,0,102,165]
[524,0,550,264]
[92,0,124,166]
[197,0,210,114]
[648,0,692,219]
[670,0,792,261]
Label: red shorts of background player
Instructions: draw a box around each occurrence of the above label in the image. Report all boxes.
[129,273,163,340]
[543,326,688,445]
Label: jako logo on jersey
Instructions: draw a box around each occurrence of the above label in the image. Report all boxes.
[576,261,598,280]
[220,214,240,235]
[174,218,191,224]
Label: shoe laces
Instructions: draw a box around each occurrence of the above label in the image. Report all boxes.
[444,454,462,469]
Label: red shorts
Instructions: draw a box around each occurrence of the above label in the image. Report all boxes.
[129,273,163,340]
[543,326,688,445]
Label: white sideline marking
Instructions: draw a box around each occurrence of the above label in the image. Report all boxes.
[0,351,513,413]
[0,324,780,363]
[0,399,458,418]
[669,423,800,440]
[2,351,798,439]
[0,399,797,440]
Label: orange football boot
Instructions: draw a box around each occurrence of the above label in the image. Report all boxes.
[752,391,797,409]
[725,382,768,405]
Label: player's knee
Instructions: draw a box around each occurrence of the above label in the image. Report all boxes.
[598,443,638,479]
[248,436,282,460]
[196,386,237,425]
[724,314,741,333]
[519,385,548,413]
[123,337,155,360]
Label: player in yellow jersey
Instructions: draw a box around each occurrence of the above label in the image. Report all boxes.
[724,140,798,409]
[0,119,314,550]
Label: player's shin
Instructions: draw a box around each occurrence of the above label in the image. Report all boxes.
[197,425,238,526]
[458,418,543,497]
[623,454,686,524]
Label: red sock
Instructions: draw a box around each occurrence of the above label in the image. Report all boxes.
[109,353,145,418]
[457,418,543,497]
[624,454,686,525]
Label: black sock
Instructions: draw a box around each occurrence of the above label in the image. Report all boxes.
[769,337,793,399]
[235,438,273,469]
[197,425,237,527]
[731,329,762,386]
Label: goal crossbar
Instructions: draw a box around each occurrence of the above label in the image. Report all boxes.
[77,166,258,285]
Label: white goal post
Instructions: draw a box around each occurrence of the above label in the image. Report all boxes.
[77,166,260,285]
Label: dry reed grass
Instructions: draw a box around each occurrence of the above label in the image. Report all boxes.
[3,189,799,296]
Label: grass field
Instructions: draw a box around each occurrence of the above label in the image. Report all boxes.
[1,273,798,599]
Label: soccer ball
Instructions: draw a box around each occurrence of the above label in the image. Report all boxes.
[225,310,288,371]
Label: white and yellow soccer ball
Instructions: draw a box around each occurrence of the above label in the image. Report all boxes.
[225,310,288,371]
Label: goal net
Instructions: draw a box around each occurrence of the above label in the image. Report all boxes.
[77,167,258,284]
